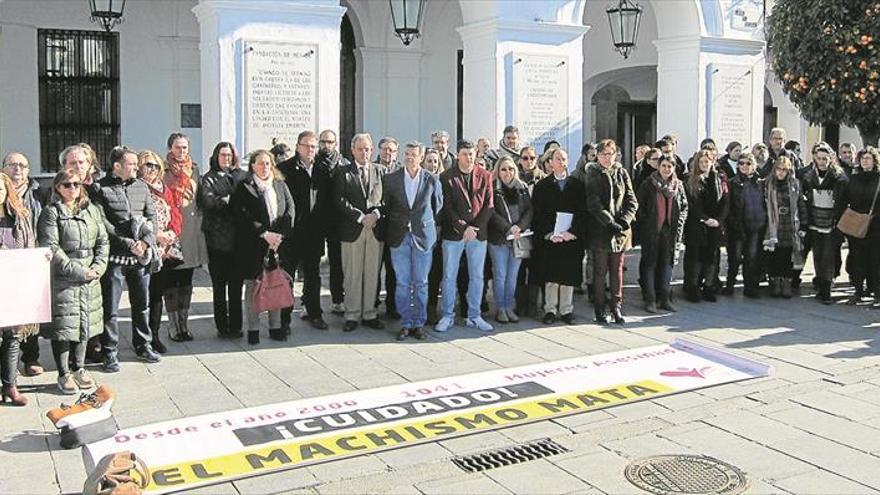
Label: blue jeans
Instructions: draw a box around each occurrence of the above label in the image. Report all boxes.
[101,263,152,358]
[441,239,487,319]
[489,244,522,311]
[391,233,433,328]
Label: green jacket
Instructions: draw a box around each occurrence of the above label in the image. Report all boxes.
[38,199,109,342]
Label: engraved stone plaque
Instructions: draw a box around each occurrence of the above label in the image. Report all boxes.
[512,53,569,151]
[244,41,318,152]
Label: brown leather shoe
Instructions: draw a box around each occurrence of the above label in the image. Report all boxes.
[396,328,409,341]
[82,451,148,495]
[412,328,427,340]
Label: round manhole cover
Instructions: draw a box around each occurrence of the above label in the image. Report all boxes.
[624,455,748,495]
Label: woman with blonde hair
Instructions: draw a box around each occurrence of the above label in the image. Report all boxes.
[230,150,295,344]
[0,173,39,405]
[38,169,108,394]
[488,156,533,323]
[763,156,808,298]
[139,150,181,348]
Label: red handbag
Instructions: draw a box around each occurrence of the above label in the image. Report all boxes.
[252,251,294,313]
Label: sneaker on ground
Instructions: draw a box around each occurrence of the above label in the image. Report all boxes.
[136,346,161,364]
[434,316,454,333]
[331,302,346,314]
[102,357,120,373]
[465,316,494,332]
[72,369,95,389]
[58,374,78,395]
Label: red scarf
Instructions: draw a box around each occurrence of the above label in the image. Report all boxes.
[164,153,195,206]
[651,172,678,230]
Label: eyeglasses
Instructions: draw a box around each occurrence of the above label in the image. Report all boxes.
[59,182,81,189]
[144,162,160,170]
[520,156,536,161]
[4,162,28,170]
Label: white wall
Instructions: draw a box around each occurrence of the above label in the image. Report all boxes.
[0,0,201,173]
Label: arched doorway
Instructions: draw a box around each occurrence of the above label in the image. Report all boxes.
[763,86,777,143]
[589,72,657,166]
[340,13,356,160]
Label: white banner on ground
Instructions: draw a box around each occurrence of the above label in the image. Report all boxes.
[83,339,771,493]
[0,248,51,327]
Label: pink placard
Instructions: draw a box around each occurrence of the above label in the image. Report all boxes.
[0,248,51,327]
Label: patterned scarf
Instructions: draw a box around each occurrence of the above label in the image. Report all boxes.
[165,153,195,205]
[765,175,804,269]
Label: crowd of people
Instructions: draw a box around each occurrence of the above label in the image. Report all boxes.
[1,124,878,406]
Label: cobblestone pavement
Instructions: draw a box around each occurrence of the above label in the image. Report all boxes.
[2,253,880,494]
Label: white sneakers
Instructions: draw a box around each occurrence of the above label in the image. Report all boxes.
[465,316,494,332]
[434,316,454,333]
[434,315,495,333]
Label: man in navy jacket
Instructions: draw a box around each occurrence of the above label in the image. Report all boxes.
[381,142,443,340]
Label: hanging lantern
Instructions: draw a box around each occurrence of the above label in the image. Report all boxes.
[89,0,127,32]
[606,0,642,59]
[389,0,425,46]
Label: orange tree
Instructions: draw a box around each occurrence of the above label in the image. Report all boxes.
[768,0,880,145]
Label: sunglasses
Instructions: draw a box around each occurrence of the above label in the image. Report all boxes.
[520,156,536,161]
[59,182,81,189]
[737,161,751,165]
[144,162,160,170]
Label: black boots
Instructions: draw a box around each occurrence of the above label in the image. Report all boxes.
[816,280,833,305]
[247,331,260,345]
[268,328,287,342]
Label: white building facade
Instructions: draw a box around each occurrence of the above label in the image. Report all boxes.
[0,0,864,174]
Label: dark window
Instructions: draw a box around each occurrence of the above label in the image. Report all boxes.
[180,104,202,129]
[38,29,120,173]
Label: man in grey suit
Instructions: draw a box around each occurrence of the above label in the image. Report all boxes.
[381,142,443,340]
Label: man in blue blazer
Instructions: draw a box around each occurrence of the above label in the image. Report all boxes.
[381,142,443,340]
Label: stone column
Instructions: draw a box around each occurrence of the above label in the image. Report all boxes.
[655,35,765,156]
[457,18,588,157]
[193,0,346,166]
[358,46,425,145]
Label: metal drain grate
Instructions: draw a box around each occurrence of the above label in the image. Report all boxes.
[452,438,569,473]
[624,455,749,495]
